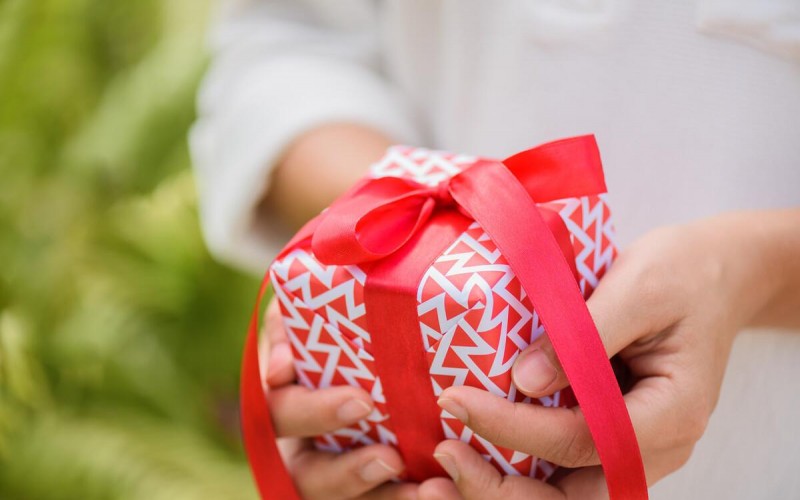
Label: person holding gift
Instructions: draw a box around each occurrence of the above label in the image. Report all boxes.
[190,1,800,499]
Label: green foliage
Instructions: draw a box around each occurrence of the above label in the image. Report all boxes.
[0,1,260,498]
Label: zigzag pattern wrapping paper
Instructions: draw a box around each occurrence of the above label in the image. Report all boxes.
[269,146,617,479]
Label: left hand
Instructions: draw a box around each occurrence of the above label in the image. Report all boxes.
[261,299,418,500]
[416,212,791,499]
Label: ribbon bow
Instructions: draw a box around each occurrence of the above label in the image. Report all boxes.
[311,175,462,264]
[311,135,608,268]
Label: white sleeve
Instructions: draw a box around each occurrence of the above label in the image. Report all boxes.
[189,0,421,274]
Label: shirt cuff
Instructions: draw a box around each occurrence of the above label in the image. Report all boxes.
[190,55,421,274]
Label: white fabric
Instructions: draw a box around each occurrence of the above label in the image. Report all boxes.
[190,0,421,271]
[190,1,800,498]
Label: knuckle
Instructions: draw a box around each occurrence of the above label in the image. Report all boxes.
[561,435,597,468]
[474,422,504,447]
[471,459,502,495]
[674,445,695,470]
[655,445,696,482]
[498,477,523,498]
[342,476,373,499]
[627,256,666,307]
[267,388,290,419]
[293,451,368,500]
[272,387,337,437]
[473,400,515,445]
[683,404,710,443]
[626,230,680,289]
[291,454,328,499]
[547,413,597,468]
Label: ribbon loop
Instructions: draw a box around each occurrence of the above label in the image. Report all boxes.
[312,176,433,264]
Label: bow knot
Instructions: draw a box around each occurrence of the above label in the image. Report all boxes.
[430,181,455,207]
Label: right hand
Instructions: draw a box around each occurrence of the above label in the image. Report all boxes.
[262,298,419,500]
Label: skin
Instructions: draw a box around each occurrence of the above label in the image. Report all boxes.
[263,123,394,229]
[262,299,416,500]
[261,124,800,499]
[421,212,800,500]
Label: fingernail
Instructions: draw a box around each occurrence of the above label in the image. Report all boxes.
[360,458,400,482]
[514,348,557,394]
[337,399,372,423]
[434,453,459,481]
[266,343,292,382]
[437,397,467,422]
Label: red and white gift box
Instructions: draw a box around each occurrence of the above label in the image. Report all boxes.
[269,145,616,479]
[240,136,648,500]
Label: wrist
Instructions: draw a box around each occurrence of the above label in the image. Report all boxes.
[706,210,800,330]
[746,209,800,328]
[265,123,394,229]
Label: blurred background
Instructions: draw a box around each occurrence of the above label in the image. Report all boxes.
[0,1,261,498]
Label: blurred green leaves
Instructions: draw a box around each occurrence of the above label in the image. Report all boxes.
[0,1,260,498]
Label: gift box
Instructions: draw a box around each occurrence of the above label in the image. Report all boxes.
[241,136,648,500]
[270,144,615,479]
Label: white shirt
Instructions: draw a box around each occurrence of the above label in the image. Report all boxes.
[190,1,800,498]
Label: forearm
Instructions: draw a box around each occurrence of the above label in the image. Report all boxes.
[263,123,394,229]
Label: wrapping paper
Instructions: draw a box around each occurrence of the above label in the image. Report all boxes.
[269,145,617,479]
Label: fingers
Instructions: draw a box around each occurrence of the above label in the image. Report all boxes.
[623,372,708,457]
[437,386,598,468]
[357,482,419,500]
[270,384,374,437]
[263,298,295,387]
[439,374,678,470]
[418,478,462,500]
[554,466,608,500]
[512,252,676,399]
[266,340,295,387]
[418,448,611,500]
[293,444,405,500]
[425,440,563,500]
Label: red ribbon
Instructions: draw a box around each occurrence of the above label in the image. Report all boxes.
[241,135,648,499]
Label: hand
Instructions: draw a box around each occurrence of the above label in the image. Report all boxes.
[262,298,418,500]
[417,211,800,500]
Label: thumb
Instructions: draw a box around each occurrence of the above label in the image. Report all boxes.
[511,259,658,399]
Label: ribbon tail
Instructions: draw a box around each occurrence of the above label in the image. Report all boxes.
[240,276,302,500]
[539,206,579,281]
[364,212,473,481]
[450,162,648,500]
[502,135,608,202]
